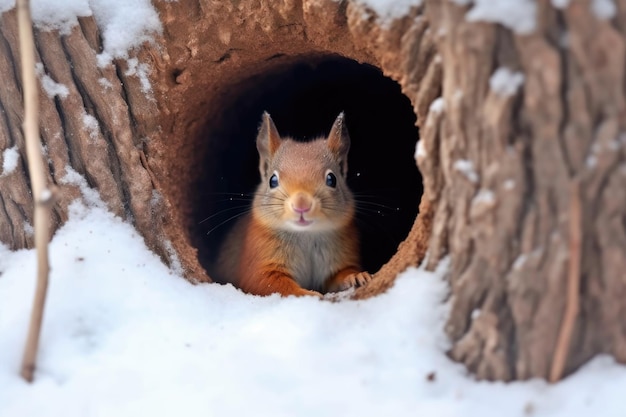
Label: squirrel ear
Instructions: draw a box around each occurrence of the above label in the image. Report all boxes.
[327,112,350,174]
[327,112,350,158]
[256,112,282,161]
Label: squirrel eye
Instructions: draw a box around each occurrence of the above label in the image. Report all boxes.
[269,173,279,188]
[326,172,337,188]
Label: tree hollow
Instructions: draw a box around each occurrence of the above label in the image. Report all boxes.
[182,55,423,281]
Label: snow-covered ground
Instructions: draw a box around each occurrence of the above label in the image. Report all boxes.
[2,0,626,415]
[2,202,626,417]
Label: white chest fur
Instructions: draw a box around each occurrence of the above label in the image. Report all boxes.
[278,231,341,292]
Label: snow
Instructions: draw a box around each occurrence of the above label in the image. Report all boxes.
[465,0,537,35]
[1,145,19,176]
[124,57,152,93]
[586,144,600,169]
[89,0,161,61]
[460,0,613,28]
[513,253,528,270]
[472,189,495,206]
[551,0,616,18]
[1,202,626,416]
[0,0,161,60]
[471,189,496,218]
[551,0,570,8]
[162,239,185,277]
[81,113,100,140]
[592,0,617,19]
[3,0,92,35]
[36,63,70,99]
[356,0,422,21]
[414,140,427,160]
[429,97,445,114]
[60,166,104,208]
[490,67,525,97]
[23,221,34,237]
[454,159,479,183]
[503,179,516,190]
[98,77,113,89]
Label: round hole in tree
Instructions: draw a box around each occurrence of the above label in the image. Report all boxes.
[190,54,423,287]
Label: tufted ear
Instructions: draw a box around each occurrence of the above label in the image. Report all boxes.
[327,112,350,175]
[256,112,281,176]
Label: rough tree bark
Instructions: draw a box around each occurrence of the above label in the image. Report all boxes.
[0,11,162,258]
[0,0,624,383]
[419,0,626,381]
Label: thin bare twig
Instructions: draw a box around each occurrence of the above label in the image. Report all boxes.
[17,0,51,383]
[549,178,582,383]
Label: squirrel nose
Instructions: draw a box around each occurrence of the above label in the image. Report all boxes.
[291,193,312,213]
[293,205,311,214]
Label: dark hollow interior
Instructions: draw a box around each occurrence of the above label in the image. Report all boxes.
[191,55,423,282]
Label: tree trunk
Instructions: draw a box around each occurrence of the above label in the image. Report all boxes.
[0,0,624,383]
[420,0,626,381]
[0,10,166,264]
[0,8,213,280]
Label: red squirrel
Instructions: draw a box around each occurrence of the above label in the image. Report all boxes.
[214,112,373,297]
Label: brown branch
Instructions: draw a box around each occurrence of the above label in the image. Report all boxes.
[549,178,582,383]
[17,0,51,383]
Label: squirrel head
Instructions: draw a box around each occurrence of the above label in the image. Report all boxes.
[253,112,355,233]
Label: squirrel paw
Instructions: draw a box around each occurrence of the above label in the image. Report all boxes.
[301,289,323,298]
[289,287,323,298]
[330,271,373,292]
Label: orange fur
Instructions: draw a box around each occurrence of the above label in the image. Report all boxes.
[215,112,373,297]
